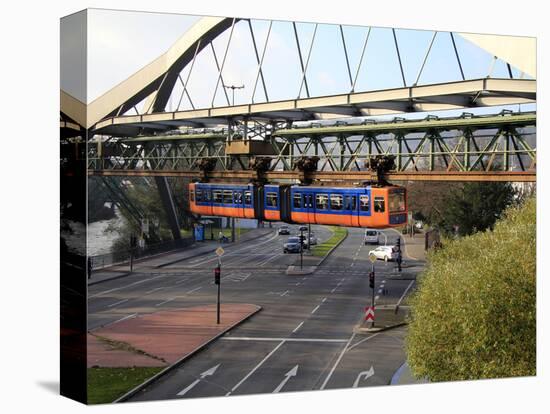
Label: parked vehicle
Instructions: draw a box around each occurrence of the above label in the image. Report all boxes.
[283,236,302,253]
[368,245,398,262]
[364,229,380,245]
[278,225,290,235]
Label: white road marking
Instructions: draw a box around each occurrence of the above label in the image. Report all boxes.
[226,340,286,396]
[107,298,128,308]
[173,278,189,285]
[331,287,338,293]
[109,313,137,326]
[155,297,175,306]
[292,322,304,333]
[378,289,383,294]
[396,279,416,307]
[186,287,202,294]
[322,297,327,303]
[177,364,220,396]
[346,332,380,352]
[311,305,320,314]
[258,253,281,267]
[89,275,165,299]
[146,287,164,294]
[375,295,380,300]
[190,232,280,268]
[221,337,347,343]
[273,365,299,393]
[320,332,356,390]
[353,366,375,387]
[281,290,289,297]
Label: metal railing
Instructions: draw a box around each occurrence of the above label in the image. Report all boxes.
[89,236,194,270]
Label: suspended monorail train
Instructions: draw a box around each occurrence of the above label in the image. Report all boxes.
[189,182,407,229]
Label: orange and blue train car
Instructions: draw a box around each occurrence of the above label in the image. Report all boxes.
[189,182,257,219]
[189,182,407,229]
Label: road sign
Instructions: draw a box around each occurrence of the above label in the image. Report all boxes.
[369,253,377,263]
[365,306,375,321]
[215,247,225,257]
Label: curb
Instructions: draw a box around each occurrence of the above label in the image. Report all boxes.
[356,321,407,333]
[113,305,262,403]
[390,362,409,385]
[88,272,133,287]
[317,227,349,267]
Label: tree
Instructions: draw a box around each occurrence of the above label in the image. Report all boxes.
[436,182,516,236]
[406,197,536,381]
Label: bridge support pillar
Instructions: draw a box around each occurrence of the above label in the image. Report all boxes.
[154,176,181,240]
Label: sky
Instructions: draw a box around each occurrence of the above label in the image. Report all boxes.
[61,8,535,117]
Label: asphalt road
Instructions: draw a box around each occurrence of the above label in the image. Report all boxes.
[87,225,421,401]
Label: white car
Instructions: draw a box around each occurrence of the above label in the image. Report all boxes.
[368,245,398,262]
[364,229,380,245]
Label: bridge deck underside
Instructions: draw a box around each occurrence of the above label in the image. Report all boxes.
[85,112,536,182]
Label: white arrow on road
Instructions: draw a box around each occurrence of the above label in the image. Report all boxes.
[177,364,220,396]
[353,366,375,388]
[272,365,299,393]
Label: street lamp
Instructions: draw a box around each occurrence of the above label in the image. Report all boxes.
[223,84,245,106]
[223,83,244,242]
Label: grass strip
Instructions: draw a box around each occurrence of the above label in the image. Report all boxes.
[311,227,348,257]
[87,367,164,404]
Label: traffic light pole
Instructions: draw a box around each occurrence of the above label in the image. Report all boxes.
[300,228,304,270]
[369,260,376,328]
[215,258,221,324]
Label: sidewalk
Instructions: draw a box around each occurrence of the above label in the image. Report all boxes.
[88,228,273,285]
[388,229,427,262]
[88,304,261,368]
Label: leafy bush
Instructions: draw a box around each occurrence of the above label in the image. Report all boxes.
[406,197,536,381]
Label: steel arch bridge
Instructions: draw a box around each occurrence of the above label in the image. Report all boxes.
[61,13,536,236]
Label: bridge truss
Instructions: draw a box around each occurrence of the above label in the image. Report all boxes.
[87,111,535,182]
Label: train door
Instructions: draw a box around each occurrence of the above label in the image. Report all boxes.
[345,194,359,227]
[304,192,315,224]
[370,188,388,227]
[233,190,244,218]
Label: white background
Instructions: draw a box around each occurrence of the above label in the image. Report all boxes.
[1,0,548,412]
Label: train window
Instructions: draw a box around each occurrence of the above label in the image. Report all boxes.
[360,195,370,212]
[244,191,252,205]
[293,193,302,208]
[205,190,211,201]
[374,197,385,213]
[389,190,406,213]
[223,190,233,204]
[316,194,328,210]
[345,196,357,211]
[190,190,195,202]
[234,192,243,204]
[266,192,278,207]
[213,190,222,203]
[330,194,343,210]
[305,194,314,208]
[195,190,203,202]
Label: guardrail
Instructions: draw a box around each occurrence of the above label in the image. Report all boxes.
[89,237,194,270]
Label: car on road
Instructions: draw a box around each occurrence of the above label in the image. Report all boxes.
[298,225,308,232]
[364,229,380,245]
[278,225,290,235]
[307,233,318,245]
[368,245,398,262]
[283,236,303,253]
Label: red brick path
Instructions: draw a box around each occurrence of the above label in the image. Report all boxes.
[87,304,260,368]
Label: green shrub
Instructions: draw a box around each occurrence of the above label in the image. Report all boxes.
[406,197,536,382]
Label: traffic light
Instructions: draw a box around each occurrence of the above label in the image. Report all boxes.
[214,265,221,285]
[369,271,375,289]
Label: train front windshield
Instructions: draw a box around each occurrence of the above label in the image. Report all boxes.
[389,189,406,213]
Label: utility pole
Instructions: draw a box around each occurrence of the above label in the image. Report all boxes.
[223,84,244,243]
[223,84,244,106]
[300,228,304,270]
